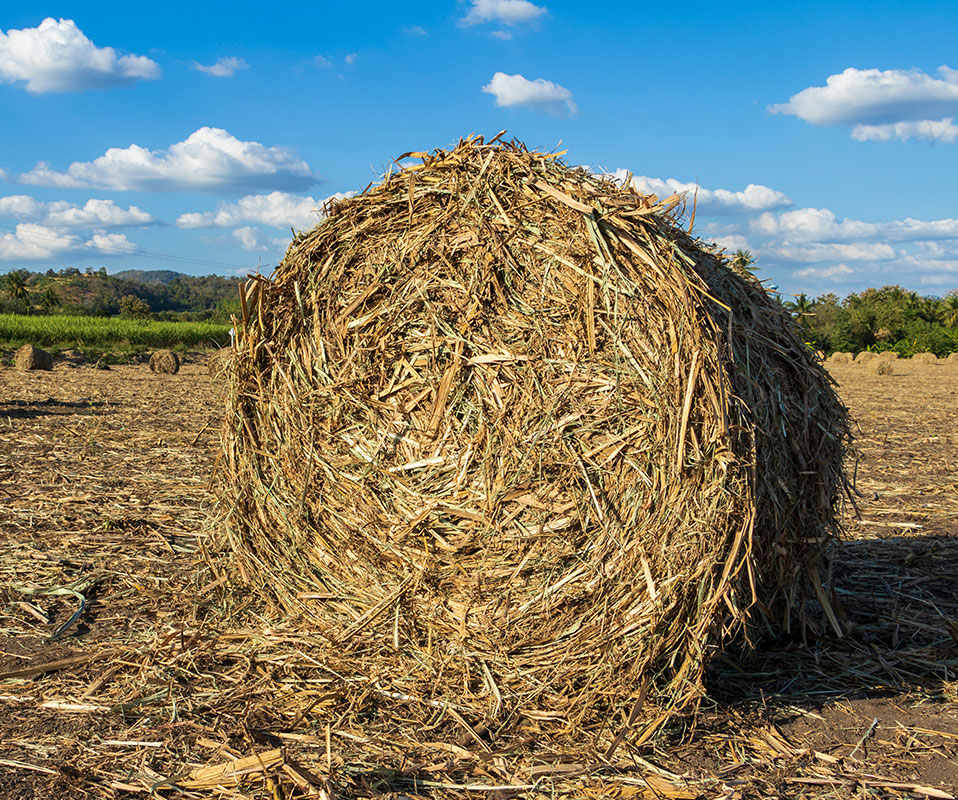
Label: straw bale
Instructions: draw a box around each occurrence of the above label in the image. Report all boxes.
[948,352,958,365]
[216,137,849,735]
[854,351,878,365]
[913,352,938,365]
[207,347,232,378]
[828,352,853,365]
[149,350,180,374]
[15,344,52,371]
[877,350,899,360]
[869,359,894,375]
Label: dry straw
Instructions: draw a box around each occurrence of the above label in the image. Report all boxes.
[149,349,180,374]
[854,351,878,365]
[877,350,899,360]
[870,359,894,375]
[216,136,850,739]
[913,352,939,365]
[829,352,853,365]
[207,347,232,378]
[948,352,958,365]
[15,344,52,371]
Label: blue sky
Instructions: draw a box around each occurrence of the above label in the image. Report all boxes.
[2,1,957,297]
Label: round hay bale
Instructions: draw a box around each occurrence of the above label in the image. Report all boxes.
[869,359,894,375]
[149,350,180,374]
[216,138,849,731]
[854,351,878,365]
[877,350,899,360]
[828,351,853,365]
[913,352,939,365]
[947,352,958,366]
[207,347,232,379]
[15,344,52,371]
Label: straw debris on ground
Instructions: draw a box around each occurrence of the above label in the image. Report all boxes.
[217,136,850,743]
[1,352,956,799]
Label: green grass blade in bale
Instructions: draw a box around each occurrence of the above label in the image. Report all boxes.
[214,136,850,745]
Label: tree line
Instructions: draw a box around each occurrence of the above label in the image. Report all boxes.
[782,286,958,357]
[0,267,242,323]
[2,266,956,356]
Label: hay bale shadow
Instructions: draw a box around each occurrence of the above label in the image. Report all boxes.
[707,532,958,706]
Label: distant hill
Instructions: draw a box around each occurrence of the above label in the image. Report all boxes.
[0,267,242,322]
[113,269,188,284]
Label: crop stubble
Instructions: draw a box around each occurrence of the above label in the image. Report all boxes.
[0,358,955,798]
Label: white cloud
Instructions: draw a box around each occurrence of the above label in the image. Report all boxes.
[86,232,136,254]
[769,65,958,143]
[752,207,958,244]
[751,208,876,242]
[792,263,856,280]
[0,18,159,93]
[402,25,427,36]
[0,195,156,227]
[614,171,792,215]
[852,118,958,143]
[233,226,264,251]
[0,223,137,260]
[176,190,353,230]
[482,72,575,116]
[765,242,899,263]
[461,0,547,27]
[313,54,333,68]
[344,53,357,65]
[191,56,248,78]
[232,226,291,252]
[0,168,7,182]
[18,127,317,194]
[709,234,752,252]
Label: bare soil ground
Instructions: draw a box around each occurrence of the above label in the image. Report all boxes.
[0,357,956,799]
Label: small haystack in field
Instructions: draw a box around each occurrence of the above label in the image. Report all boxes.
[828,352,853,365]
[854,351,878,365]
[207,348,232,379]
[15,344,52,371]
[877,350,899,360]
[149,350,180,374]
[913,352,939,365]
[948,352,958,366]
[217,137,849,737]
[870,359,894,375]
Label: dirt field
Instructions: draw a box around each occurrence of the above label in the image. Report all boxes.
[0,357,956,799]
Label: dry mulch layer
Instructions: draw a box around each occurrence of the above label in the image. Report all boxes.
[0,356,956,799]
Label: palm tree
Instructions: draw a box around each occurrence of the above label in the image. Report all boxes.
[2,270,29,303]
[940,291,958,330]
[731,249,759,275]
[38,286,61,312]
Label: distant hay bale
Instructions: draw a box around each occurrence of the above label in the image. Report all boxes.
[207,348,232,379]
[15,344,52,371]
[877,351,899,360]
[216,137,850,735]
[913,352,939,365]
[870,359,894,375]
[854,351,878,365]
[948,352,958,366]
[828,352,853,365]
[149,350,180,374]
